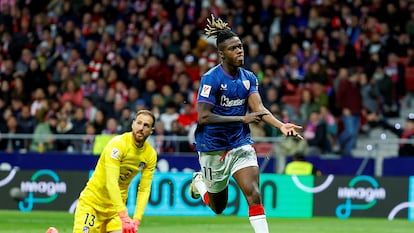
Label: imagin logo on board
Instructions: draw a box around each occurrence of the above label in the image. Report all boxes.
[336,175,386,218]
[18,169,67,212]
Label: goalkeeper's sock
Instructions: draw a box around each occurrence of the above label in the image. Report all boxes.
[248,204,269,233]
[194,179,209,205]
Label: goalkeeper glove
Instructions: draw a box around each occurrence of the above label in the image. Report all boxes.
[118,210,137,233]
[133,219,140,232]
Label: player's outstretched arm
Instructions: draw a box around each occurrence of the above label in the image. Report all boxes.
[248,92,303,139]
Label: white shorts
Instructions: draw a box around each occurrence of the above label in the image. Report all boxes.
[198,144,258,193]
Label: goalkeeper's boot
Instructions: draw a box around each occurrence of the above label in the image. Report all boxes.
[189,172,202,199]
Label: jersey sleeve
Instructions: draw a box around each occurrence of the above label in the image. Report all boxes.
[102,137,126,213]
[197,74,218,106]
[133,146,157,221]
[248,71,259,95]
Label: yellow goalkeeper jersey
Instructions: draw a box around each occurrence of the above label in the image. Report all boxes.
[79,132,157,221]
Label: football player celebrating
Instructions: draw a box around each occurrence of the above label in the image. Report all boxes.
[190,15,303,233]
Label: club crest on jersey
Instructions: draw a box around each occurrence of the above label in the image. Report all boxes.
[243,80,250,90]
[138,162,146,170]
[83,226,90,233]
[111,148,120,160]
[220,84,227,90]
[200,84,211,97]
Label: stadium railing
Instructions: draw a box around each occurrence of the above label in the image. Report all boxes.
[1,133,414,176]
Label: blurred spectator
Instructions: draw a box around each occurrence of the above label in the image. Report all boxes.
[79,122,96,154]
[298,88,319,125]
[71,107,88,134]
[0,80,11,105]
[125,57,141,88]
[101,117,119,135]
[87,49,105,80]
[66,48,83,75]
[284,153,321,176]
[125,86,140,111]
[54,115,75,152]
[359,71,382,133]
[150,93,165,120]
[110,97,126,120]
[29,115,57,153]
[245,42,264,70]
[91,77,108,103]
[80,72,96,97]
[15,48,32,76]
[168,120,192,152]
[372,65,396,118]
[262,86,280,111]
[330,67,350,116]
[160,84,174,105]
[305,61,328,85]
[10,76,29,104]
[319,105,338,153]
[141,78,158,108]
[151,120,170,153]
[30,88,46,117]
[159,101,179,134]
[118,107,133,133]
[137,34,164,60]
[311,82,329,109]
[302,110,330,156]
[119,34,139,63]
[0,58,15,83]
[59,79,83,107]
[2,115,25,153]
[134,98,147,112]
[171,71,192,100]
[383,52,405,117]
[60,101,75,118]
[144,55,172,91]
[176,102,197,133]
[336,72,363,156]
[81,96,97,123]
[17,105,36,134]
[92,109,106,134]
[10,97,23,117]
[263,104,284,137]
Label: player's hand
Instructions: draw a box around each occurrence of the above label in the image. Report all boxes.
[118,210,137,233]
[280,123,303,140]
[241,111,268,124]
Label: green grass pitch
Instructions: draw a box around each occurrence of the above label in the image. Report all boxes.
[0,210,412,233]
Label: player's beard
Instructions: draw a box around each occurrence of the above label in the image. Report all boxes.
[133,131,146,147]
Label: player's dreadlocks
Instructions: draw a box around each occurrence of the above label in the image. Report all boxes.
[205,14,237,48]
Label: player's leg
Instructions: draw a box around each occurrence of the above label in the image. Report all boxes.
[190,150,231,214]
[207,187,229,214]
[190,173,229,214]
[232,145,269,233]
[73,198,103,233]
[106,211,123,233]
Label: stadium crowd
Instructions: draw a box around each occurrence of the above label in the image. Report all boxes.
[0,0,414,156]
